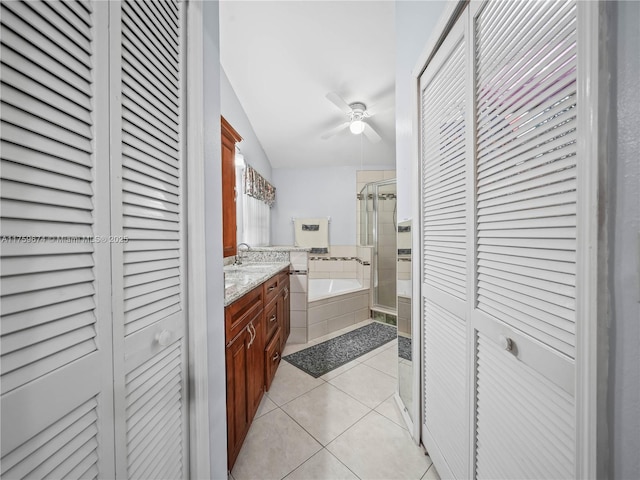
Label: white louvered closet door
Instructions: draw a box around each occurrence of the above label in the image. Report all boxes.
[419,14,469,480]
[109,1,188,478]
[0,1,115,478]
[470,1,578,478]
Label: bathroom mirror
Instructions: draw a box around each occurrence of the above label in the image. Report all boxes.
[396,220,413,423]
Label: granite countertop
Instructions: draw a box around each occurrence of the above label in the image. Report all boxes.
[224,262,290,306]
[245,246,311,252]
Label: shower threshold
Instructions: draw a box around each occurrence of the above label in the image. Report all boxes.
[371,306,397,326]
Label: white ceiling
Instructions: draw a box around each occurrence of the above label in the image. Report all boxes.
[220,1,396,169]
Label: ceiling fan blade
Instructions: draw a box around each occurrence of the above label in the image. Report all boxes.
[321,122,350,139]
[326,92,352,115]
[366,95,394,116]
[363,123,382,143]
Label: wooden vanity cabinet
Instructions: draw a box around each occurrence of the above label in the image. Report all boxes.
[263,271,290,390]
[225,268,292,469]
[225,285,264,469]
[221,116,242,258]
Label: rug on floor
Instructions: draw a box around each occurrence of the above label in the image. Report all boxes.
[283,322,397,378]
[398,335,412,361]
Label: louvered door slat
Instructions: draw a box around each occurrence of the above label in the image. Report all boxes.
[0,47,92,113]
[1,1,113,476]
[111,2,188,476]
[471,2,580,475]
[123,3,178,64]
[1,398,99,479]
[36,1,92,45]
[122,179,179,205]
[1,67,92,124]
[1,123,91,167]
[1,9,91,81]
[1,180,92,211]
[123,143,180,177]
[2,311,95,353]
[124,166,179,193]
[478,5,572,104]
[475,335,575,479]
[423,298,467,479]
[124,341,184,479]
[122,192,180,213]
[2,103,92,152]
[1,143,92,182]
[2,84,91,138]
[420,14,469,479]
[64,0,92,26]
[128,1,178,57]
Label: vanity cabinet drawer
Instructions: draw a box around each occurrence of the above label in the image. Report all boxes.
[264,327,281,391]
[225,285,263,343]
[264,297,279,343]
[263,274,281,304]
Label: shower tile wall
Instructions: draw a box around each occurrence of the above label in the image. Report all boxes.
[356,246,372,289]
[289,251,309,344]
[377,184,397,308]
[308,245,358,279]
[356,170,395,246]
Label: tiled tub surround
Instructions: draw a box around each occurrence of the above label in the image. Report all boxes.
[308,245,372,287]
[308,284,370,340]
[304,245,374,340]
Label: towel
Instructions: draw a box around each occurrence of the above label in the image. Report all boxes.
[294,218,329,253]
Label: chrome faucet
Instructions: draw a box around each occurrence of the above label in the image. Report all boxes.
[234,243,251,265]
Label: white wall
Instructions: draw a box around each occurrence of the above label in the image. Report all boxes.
[609,2,640,478]
[221,68,273,182]
[271,165,394,246]
[395,1,447,222]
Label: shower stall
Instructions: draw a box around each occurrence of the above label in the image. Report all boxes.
[359,179,397,321]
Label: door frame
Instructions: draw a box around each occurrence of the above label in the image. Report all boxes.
[410,1,608,478]
[185,1,227,478]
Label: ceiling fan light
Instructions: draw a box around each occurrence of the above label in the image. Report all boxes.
[350,120,365,135]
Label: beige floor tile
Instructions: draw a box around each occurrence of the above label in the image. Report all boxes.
[375,395,408,430]
[327,411,432,480]
[363,346,399,378]
[358,343,394,363]
[282,383,370,445]
[283,342,311,356]
[267,362,325,406]
[231,408,322,480]
[422,463,441,480]
[255,394,278,419]
[318,358,361,381]
[328,363,396,409]
[284,449,359,480]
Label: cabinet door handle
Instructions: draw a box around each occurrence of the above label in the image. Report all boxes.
[268,285,276,292]
[247,322,255,348]
[269,314,277,323]
[284,287,289,299]
[272,352,280,362]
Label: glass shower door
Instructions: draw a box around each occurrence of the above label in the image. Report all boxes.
[373,180,396,311]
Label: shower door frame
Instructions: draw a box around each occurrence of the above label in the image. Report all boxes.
[370,178,397,313]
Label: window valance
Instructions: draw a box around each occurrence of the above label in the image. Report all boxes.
[243,164,276,207]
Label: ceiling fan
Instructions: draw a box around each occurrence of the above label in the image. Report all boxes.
[321,92,382,143]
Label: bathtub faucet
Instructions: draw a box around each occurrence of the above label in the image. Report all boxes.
[234,243,251,265]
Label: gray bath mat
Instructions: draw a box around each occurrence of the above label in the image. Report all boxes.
[398,335,412,361]
[283,322,397,378]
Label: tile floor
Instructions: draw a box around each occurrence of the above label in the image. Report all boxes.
[230,320,441,480]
